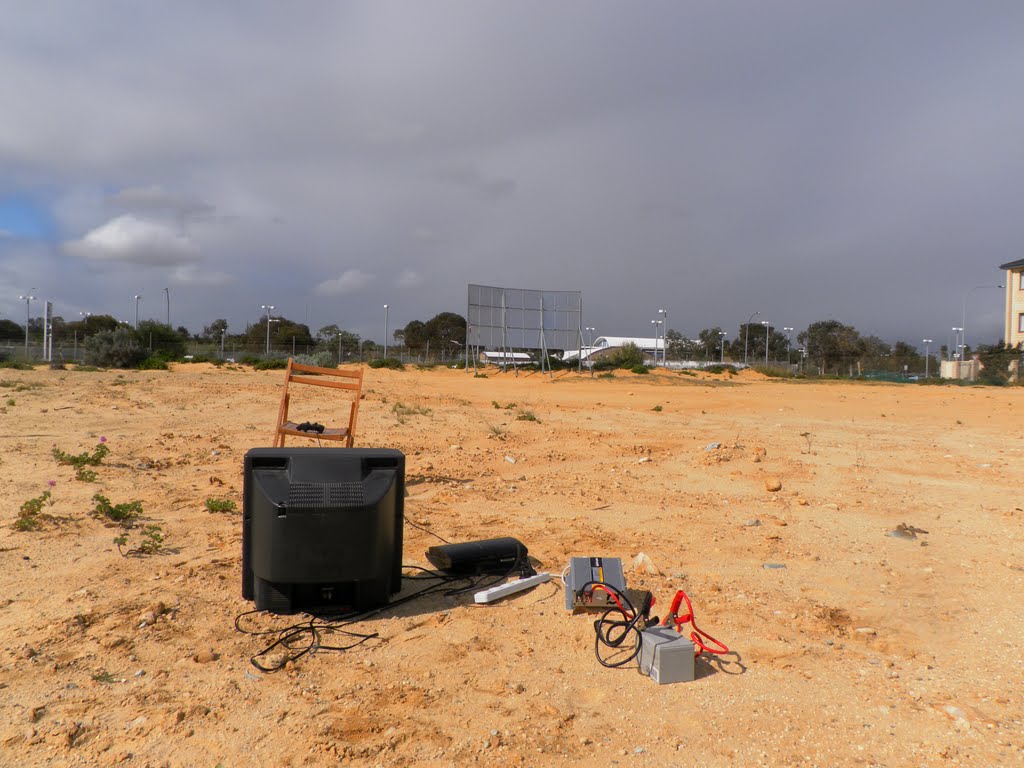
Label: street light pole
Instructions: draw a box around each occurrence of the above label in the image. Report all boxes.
[761,320,770,365]
[18,291,35,360]
[923,339,933,378]
[951,327,963,360]
[744,311,759,364]
[261,304,275,355]
[651,320,662,365]
[164,287,170,327]
[134,294,141,329]
[783,327,794,364]
[658,308,668,365]
[961,284,1003,358]
[384,304,389,359]
[719,331,727,363]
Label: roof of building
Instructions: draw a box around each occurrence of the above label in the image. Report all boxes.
[999,258,1024,270]
[593,336,661,348]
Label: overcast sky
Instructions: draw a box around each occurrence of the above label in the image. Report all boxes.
[1,1,1021,351]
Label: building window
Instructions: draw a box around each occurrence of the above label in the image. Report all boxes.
[1019,313,1024,333]
[1020,273,1024,290]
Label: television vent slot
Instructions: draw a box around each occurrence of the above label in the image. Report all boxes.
[288,482,365,509]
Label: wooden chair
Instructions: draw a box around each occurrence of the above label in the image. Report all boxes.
[273,359,363,448]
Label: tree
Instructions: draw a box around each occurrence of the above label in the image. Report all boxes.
[423,312,466,350]
[402,320,428,350]
[202,319,229,341]
[697,327,725,360]
[0,318,23,340]
[797,320,864,374]
[137,320,187,358]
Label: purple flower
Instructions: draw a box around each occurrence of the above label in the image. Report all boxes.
[99,436,107,443]
[47,480,57,488]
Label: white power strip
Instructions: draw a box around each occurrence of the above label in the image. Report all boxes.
[474,573,552,604]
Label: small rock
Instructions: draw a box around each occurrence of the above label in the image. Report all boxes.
[765,478,783,492]
[210,450,221,456]
[449,445,462,451]
[762,563,786,570]
[634,746,646,754]
[20,646,38,660]
[797,498,809,506]
[139,611,157,627]
[854,627,877,636]
[30,706,46,723]
[193,649,218,664]
[742,519,761,527]
[638,457,650,464]
[704,442,720,451]
[516,475,526,481]
[629,552,662,575]
[754,446,767,457]
[504,456,516,464]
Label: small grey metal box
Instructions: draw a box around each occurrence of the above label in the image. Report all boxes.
[564,557,626,610]
[639,625,695,684]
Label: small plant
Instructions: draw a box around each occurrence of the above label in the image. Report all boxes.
[115,525,164,557]
[204,498,237,514]
[486,422,505,438]
[369,357,405,370]
[75,467,98,482]
[92,671,118,684]
[652,405,663,412]
[391,401,432,423]
[491,400,501,409]
[597,372,616,379]
[516,410,539,422]
[630,365,650,375]
[800,431,813,454]
[92,493,143,524]
[53,438,110,472]
[15,489,52,531]
[473,373,489,378]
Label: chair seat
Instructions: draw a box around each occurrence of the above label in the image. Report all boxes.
[281,421,350,439]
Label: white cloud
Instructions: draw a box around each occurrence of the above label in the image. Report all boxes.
[396,269,422,288]
[313,269,375,296]
[64,214,200,266]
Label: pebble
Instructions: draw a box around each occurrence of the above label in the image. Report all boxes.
[743,519,761,527]
[704,442,720,451]
[762,563,786,570]
[765,478,783,492]
[504,456,516,464]
[797,498,809,506]
[211,450,221,456]
[638,457,650,464]
[139,611,157,627]
[854,627,877,636]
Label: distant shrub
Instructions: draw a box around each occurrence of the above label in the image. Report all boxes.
[0,361,32,370]
[294,351,336,368]
[630,365,650,374]
[83,328,148,368]
[369,357,405,370]
[204,498,237,514]
[752,365,797,379]
[251,358,288,370]
[594,342,646,371]
[138,356,170,370]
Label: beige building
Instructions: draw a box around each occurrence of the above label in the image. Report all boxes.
[1001,258,1024,348]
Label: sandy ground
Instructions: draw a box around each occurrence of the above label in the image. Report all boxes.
[0,362,1021,767]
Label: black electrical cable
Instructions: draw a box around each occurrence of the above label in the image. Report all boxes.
[403,515,451,544]
[236,564,510,672]
[575,581,651,669]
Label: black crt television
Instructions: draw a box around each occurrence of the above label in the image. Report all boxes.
[242,447,405,614]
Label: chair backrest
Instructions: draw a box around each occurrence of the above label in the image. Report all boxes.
[275,359,364,447]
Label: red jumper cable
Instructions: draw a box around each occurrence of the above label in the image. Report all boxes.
[661,590,729,657]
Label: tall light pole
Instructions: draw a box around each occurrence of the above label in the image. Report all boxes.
[164,287,170,327]
[719,331,727,363]
[951,327,963,359]
[658,308,668,365]
[744,311,759,364]
[261,304,275,354]
[384,304,389,359]
[134,294,141,329]
[961,284,1003,358]
[923,339,933,378]
[761,320,770,364]
[783,327,794,364]
[651,319,662,365]
[18,291,35,359]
